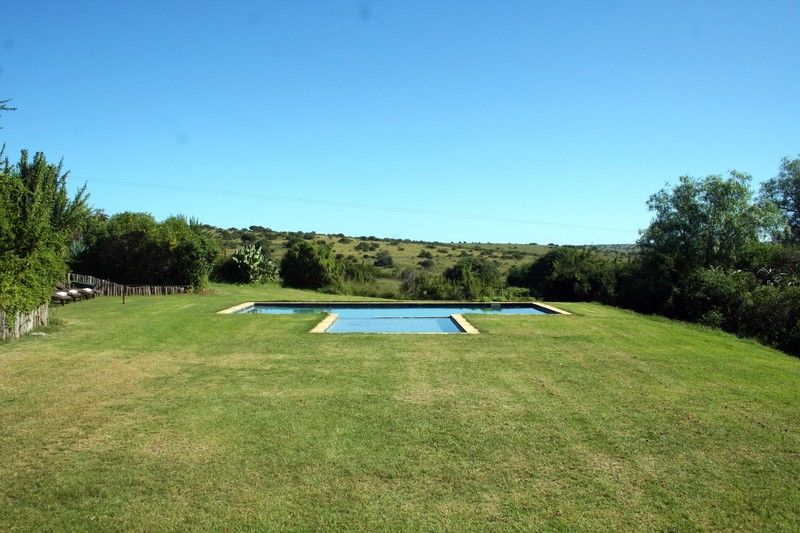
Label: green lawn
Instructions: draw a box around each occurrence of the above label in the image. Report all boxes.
[1,283,798,530]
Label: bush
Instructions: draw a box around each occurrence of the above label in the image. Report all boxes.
[373,250,394,268]
[280,240,341,289]
[355,241,379,252]
[614,254,676,314]
[74,213,219,288]
[339,256,377,283]
[399,257,504,300]
[679,268,757,331]
[508,248,615,302]
[443,257,503,299]
[399,269,461,300]
[741,285,800,354]
[212,257,246,283]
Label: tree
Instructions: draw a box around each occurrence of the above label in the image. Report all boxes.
[0,150,89,314]
[279,240,340,289]
[760,155,800,243]
[639,172,779,274]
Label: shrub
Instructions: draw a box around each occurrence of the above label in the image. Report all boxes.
[373,250,394,268]
[741,285,800,354]
[339,256,377,283]
[400,269,461,300]
[75,213,219,288]
[508,248,616,302]
[418,250,433,259]
[443,257,503,299]
[355,241,379,252]
[280,240,341,289]
[679,268,757,331]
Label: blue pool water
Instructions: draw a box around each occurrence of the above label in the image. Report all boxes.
[328,316,462,333]
[239,303,549,333]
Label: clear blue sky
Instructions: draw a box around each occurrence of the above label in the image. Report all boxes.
[1,1,798,244]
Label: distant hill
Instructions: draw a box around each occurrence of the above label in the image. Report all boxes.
[202,225,634,281]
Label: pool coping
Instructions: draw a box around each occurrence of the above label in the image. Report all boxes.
[217,301,571,315]
[309,313,339,333]
[450,314,479,334]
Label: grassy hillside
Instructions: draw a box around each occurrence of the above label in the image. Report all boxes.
[1,284,798,530]
[208,225,633,278]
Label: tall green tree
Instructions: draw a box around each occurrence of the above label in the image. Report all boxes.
[760,155,800,243]
[0,150,89,314]
[639,172,780,274]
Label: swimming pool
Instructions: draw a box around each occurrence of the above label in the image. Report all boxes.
[223,302,564,334]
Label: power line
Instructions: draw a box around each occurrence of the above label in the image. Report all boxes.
[89,177,634,234]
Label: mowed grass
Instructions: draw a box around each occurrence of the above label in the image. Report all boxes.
[1,284,799,530]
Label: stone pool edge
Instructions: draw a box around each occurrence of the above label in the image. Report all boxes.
[217,301,571,315]
[450,314,479,334]
[309,313,338,333]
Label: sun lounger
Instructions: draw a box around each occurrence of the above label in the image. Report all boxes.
[67,288,84,300]
[78,287,96,298]
[51,291,72,305]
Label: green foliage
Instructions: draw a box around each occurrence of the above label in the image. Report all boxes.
[373,250,394,268]
[339,256,377,283]
[418,258,435,269]
[640,172,780,273]
[400,257,504,300]
[760,155,800,242]
[442,257,503,299]
[740,284,800,354]
[74,212,219,288]
[279,240,341,289]
[399,268,462,300]
[229,243,277,283]
[680,268,757,331]
[355,241,380,252]
[508,248,616,302]
[0,150,89,315]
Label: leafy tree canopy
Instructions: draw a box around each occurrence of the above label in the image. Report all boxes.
[0,150,89,314]
[760,155,800,243]
[639,172,781,274]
